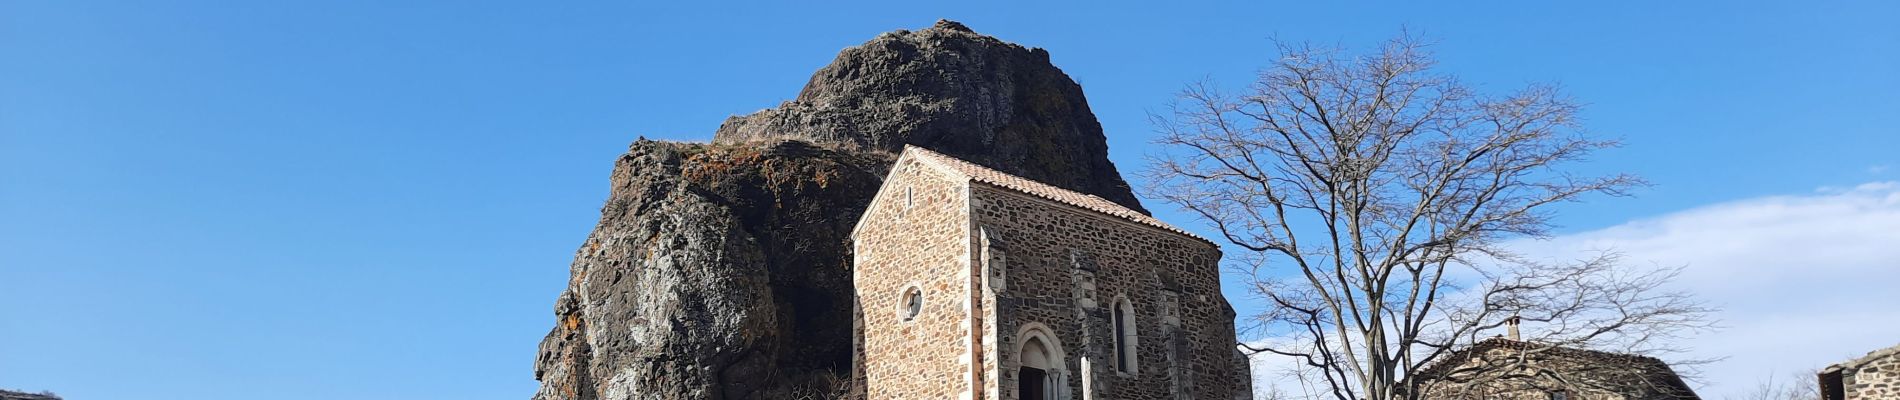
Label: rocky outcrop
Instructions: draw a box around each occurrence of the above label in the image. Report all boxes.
[715,20,1144,214]
[533,20,1144,399]
[0,390,60,400]
[535,140,889,400]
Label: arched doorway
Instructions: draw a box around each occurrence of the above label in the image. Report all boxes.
[1014,324,1067,400]
[1020,336,1053,400]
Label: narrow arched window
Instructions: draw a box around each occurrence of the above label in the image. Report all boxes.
[1112,297,1138,374]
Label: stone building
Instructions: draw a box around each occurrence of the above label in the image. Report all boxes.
[851,146,1251,400]
[1819,342,1900,400]
[1413,321,1698,400]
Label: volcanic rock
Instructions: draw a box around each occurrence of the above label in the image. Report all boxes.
[532,20,1144,399]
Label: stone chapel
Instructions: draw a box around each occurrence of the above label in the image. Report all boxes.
[851,146,1252,400]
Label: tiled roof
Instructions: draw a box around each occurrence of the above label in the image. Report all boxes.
[902,146,1211,244]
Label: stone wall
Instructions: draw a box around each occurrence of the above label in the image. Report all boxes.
[968,184,1243,400]
[1417,340,1696,400]
[852,157,976,399]
[1828,343,1900,400]
[1842,353,1900,400]
[1421,346,1620,400]
[853,150,1248,400]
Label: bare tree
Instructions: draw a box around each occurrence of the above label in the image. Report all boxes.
[1739,371,1820,400]
[1144,35,1715,400]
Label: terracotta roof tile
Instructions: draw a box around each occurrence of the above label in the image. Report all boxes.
[903,146,1211,244]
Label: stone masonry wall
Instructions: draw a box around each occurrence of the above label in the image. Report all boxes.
[1422,347,1629,400]
[853,157,975,399]
[1418,344,1695,400]
[1841,348,1900,400]
[969,185,1242,400]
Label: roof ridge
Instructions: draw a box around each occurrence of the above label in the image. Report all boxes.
[1415,338,1672,380]
[900,145,1212,244]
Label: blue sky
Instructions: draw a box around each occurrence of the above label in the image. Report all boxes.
[2,1,1895,399]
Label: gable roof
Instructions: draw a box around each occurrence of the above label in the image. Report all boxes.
[1413,338,1699,400]
[900,146,1211,244]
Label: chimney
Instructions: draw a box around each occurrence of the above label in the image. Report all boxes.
[1506,316,1521,341]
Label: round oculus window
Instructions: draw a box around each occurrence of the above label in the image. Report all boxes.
[900,286,923,321]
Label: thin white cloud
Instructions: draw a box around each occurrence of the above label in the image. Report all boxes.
[1502,181,1900,399]
[1242,182,1900,399]
[1243,337,1324,400]
[1869,164,1891,174]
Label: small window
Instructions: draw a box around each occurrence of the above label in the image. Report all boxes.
[1113,297,1138,374]
[897,186,915,220]
[900,286,923,321]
